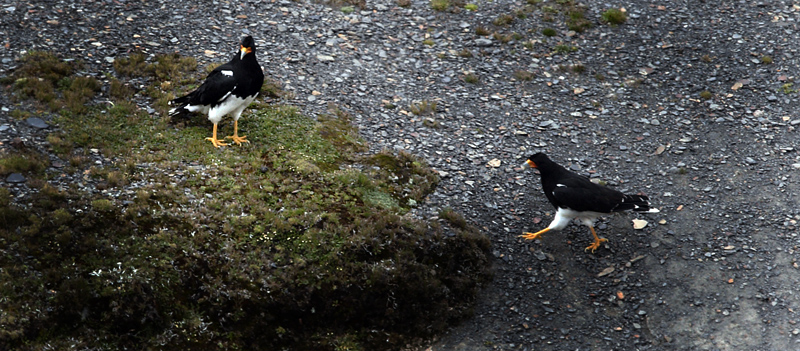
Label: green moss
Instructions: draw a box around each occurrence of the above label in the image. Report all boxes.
[601,8,627,25]
[431,0,449,11]
[463,72,480,84]
[0,150,49,175]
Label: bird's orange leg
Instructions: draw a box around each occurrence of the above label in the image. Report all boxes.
[584,226,608,253]
[519,227,550,241]
[225,120,249,145]
[206,123,228,148]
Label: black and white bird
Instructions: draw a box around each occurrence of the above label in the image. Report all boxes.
[520,152,659,252]
[169,35,265,147]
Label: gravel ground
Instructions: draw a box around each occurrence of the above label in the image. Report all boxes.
[3,0,800,350]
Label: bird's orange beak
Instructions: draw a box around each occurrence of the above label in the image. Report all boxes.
[525,159,537,168]
[240,45,252,59]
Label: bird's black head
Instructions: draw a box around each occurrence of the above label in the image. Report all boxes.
[523,152,552,169]
[239,35,256,59]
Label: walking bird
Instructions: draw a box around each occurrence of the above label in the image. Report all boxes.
[520,153,659,252]
[169,35,264,147]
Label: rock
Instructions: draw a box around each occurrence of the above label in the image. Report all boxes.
[6,173,26,183]
[26,117,49,129]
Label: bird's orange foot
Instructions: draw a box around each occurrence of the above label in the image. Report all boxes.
[205,137,229,148]
[584,238,609,253]
[225,134,249,146]
[519,232,543,241]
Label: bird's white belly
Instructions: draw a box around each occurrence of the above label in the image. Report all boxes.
[207,94,257,124]
[549,207,605,230]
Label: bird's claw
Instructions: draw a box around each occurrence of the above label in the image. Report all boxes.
[205,137,229,148]
[519,232,541,241]
[584,238,608,253]
[225,135,249,145]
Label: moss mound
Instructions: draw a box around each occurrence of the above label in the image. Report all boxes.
[0,51,493,350]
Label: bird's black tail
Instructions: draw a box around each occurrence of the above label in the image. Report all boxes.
[168,95,190,117]
[615,194,659,213]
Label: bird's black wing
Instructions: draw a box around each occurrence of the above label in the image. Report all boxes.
[550,175,625,213]
[185,62,238,106]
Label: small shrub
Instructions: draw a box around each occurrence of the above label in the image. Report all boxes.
[572,64,586,73]
[397,0,411,7]
[514,70,535,81]
[458,49,474,57]
[423,39,435,46]
[761,55,773,64]
[701,54,713,63]
[601,8,628,25]
[431,0,449,11]
[493,32,512,43]
[523,40,535,50]
[567,10,592,32]
[493,14,515,26]
[341,6,355,13]
[542,28,557,37]
[699,90,713,100]
[475,26,491,36]
[408,100,438,115]
[553,44,577,54]
[463,73,479,84]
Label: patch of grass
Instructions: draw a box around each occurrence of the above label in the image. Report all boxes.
[601,8,627,25]
[464,3,477,10]
[493,32,512,43]
[9,109,31,120]
[475,26,491,36]
[781,83,797,94]
[514,70,535,81]
[431,0,449,11]
[572,64,586,73]
[523,40,536,50]
[463,72,480,84]
[493,14,515,26]
[409,100,438,116]
[511,32,524,41]
[113,52,147,77]
[566,8,592,32]
[0,150,50,175]
[553,44,578,54]
[542,28,557,37]
[458,49,474,57]
[341,5,354,13]
[761,55,773,64]
[701,54,713,63]
[423,39,435,46]
[700,90,713,100]
[397,0,411,7]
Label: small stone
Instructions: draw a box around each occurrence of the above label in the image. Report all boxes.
[26,117,49,129]
[6,173,26,183]
[475,38,493,47]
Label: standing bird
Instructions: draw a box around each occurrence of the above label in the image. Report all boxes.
[169,35,265,147]
[520,153,659,252]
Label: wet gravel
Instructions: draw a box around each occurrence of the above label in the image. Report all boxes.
[3,0,800,350]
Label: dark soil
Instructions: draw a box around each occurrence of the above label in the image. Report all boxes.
[2,0,800,350]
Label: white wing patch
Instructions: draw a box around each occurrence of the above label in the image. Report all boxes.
[217,87,235,102]
[556,184,567,187]
[221,70,233,77]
